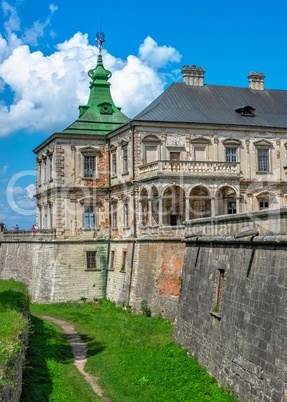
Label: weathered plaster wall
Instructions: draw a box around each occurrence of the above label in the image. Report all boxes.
[0,238,184,320]
[130,241,183,320]
[174,237,287,402]
[0,240,108,303]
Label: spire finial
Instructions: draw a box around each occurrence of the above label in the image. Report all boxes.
[96,19,105,54]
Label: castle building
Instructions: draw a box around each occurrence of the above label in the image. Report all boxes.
[2,37,287,400]
[30,35,287,315]
[34,60,287,239]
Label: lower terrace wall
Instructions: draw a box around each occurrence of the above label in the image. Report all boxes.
[104,240,184,320]
[0,236,108,303]
[0,234,184,320]
[174,235,287,402]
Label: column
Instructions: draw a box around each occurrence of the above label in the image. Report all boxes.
[158,197,163,225]
[211,197,216,217]
[185,196,190,221]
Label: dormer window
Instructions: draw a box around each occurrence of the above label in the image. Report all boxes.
[235,106,255,117]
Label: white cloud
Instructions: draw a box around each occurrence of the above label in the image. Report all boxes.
[0,2,182,138]
[25,183,36,198]
[0,165,8,174]
[2,0,21,35]
[6,185,26,196]
[22,3,58,46]
[138,36,181,69]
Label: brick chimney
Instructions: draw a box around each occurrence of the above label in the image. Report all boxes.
[248,72,265,91]
[182,65,205,86]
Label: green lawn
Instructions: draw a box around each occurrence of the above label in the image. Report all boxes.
[23,300,237,402]
[0,279,29,387]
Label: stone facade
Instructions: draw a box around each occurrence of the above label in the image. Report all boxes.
[2,43,287,399]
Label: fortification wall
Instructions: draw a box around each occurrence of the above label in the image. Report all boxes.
[105,240,184,320]
[0,237,184,319]
[0,239,108,303]
[174,236,287,402]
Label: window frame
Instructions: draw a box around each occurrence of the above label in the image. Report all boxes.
[84,205,96,229]
[111,201,118,229]
[123,201,129,228]
[257,148,269,172]
[83,155,96,178]
[86,251,97,269]
[259,200,269,210]
[80,147,100,180]
[111,150,117,176]
[122,146,128,174]
[254,140,272,173]
[225,148,237,162]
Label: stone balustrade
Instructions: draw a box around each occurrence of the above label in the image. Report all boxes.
[138,160,240,178]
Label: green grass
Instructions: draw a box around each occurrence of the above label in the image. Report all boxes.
[21,315,101,402]
[27,300,237,402]
[0,279,29,387]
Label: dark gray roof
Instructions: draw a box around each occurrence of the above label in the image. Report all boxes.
[133,83,287,129]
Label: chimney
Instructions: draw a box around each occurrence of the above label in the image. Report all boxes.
[182,65,205,86]
[248,72,265,91]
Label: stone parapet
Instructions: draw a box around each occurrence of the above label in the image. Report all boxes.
[184,207,287,238]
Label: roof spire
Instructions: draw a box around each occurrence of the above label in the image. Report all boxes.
[63,27,129,136]
[96,19,105,54]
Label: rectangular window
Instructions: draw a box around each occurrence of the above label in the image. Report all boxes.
[259,201,269,210]
[122,147,128,173]
[84,156,95,177]
[215,269,225,311]
[111,151,117,175]
[39,207,42,229]
[42,207,48,229]
[49,204,53,228]
[86,251,97,269]
[227,201,236,214]
[112,203,118,229]
[226,148,237,162]
[38,162,42,185]
[49,156,53,180]
[123,202,129,228]
[121,251,127,271]
[84,206,95,228]
[110,250,115,270]
[43,160,47,183]
[257,149,269,172]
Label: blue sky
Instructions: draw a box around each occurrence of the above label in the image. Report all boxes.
[1,0,287,229]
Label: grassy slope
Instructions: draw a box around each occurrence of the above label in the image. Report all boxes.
[0,279,29,386]
[29,300,237,402]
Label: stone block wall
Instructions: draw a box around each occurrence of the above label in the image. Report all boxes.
[0,240,108,303]
[174,237,287,402]
[0,238,185,321]
[130,241,184,320]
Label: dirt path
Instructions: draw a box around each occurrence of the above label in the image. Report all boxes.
[42,316,110,402]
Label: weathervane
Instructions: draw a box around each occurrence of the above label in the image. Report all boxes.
[96,19,105,54]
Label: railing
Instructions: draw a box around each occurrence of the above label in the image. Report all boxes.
[138,160,240,177]
[1,229,56,241]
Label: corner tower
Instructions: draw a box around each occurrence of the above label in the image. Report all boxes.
[33,32,129,237]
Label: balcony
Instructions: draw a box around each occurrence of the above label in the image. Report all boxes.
[138,160,241,179]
